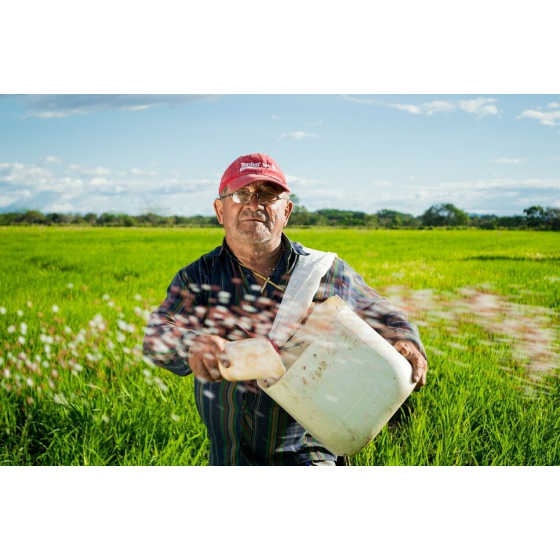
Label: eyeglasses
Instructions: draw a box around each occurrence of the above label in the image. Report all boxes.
[220,190,287,205]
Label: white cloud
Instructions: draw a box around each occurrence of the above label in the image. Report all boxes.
[89,178,108,186]
[278,131,319,141]
[305,120,324,126]
[389,103,422,115]
[131,168,157,177]
[387,97,499,119]
[436,178,560,190]
[421,101,455,115]
[458,98,500,118]
[41,156,61,164]
[488,158,526,164]
[0,160,219,215]
[16,94,220,119]
[548,102,560,109]
[79,167,112,176]
[0,162,53,188]
[518,108,560,126]
[342,96,378,105]
[2,157,557,218]
[284,174,331,189]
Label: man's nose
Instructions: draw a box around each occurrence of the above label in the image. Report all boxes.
[248,193,263,211]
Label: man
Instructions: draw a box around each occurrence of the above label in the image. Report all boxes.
[143,153,427,466]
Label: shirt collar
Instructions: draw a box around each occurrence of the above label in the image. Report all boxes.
[212,233,310,258]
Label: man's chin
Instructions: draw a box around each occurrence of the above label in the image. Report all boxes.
[239,220,269,230]
[236,222,274,241]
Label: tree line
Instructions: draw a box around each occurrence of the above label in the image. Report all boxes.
[1,202,559,230]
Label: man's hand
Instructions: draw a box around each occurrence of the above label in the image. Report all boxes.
[393,340,428,391]
[187,334,230,383]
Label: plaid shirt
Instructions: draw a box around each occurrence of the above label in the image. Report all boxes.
[143,234,426,465]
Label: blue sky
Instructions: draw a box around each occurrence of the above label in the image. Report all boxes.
[1,94,559,217]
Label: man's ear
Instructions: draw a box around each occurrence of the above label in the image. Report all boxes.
[214,198,224,224]
[283,199,294,226]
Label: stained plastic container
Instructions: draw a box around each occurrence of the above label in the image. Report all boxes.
[258,295,416,456]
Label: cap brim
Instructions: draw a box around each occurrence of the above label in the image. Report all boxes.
[223,174,290,194]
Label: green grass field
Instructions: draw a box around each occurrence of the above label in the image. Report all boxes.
[1,226,559,465]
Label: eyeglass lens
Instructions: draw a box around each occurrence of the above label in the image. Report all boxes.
[233,191,280,204]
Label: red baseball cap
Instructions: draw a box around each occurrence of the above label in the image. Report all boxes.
[219,153,290,196]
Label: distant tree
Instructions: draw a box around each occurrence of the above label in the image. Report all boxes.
[421,203,470,227]
[288,194,314,226]
[97,212,129,226]
[16,210,48,225]
[523,206,545,228]
[545,207,560,230]
[496,215,525,228]
[122,216,137,227]
[136,212,169,226]
[377,209,419,228]
[47,212,75,225]
[83,213,98,225]
[0,212,21,225]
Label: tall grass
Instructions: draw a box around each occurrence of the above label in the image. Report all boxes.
[1,227,559,465]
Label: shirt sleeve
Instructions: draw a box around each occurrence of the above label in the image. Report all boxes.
[142,268,201,377]
[315,257,427,360]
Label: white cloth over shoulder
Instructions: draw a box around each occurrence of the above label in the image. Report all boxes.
[269,247,337,347]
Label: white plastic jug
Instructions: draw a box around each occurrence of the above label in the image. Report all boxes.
[258,295,416,456]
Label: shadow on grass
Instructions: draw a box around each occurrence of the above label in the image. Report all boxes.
[464,255,559,262]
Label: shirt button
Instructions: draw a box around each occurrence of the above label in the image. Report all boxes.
[242,442,247,447]
[246,274,250,278]
[242,409,247,414]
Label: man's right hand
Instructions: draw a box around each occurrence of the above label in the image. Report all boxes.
[187,334,230,383]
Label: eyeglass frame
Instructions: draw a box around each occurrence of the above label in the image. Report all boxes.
[219,189,289,205]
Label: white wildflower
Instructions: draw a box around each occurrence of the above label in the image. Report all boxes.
[53,393,68,405]
[20,323,28,335]
[52,305,59,313]
[0,307,6,314]
[17,310,23,316]
[7,325,16,334]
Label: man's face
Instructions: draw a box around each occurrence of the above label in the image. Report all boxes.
[214,181,293,246]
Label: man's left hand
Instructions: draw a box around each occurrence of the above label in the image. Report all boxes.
[393,340,427,391]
